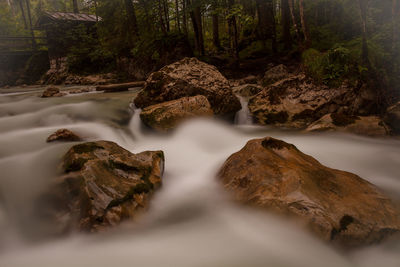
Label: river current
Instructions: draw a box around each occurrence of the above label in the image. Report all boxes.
[0,87,399,267]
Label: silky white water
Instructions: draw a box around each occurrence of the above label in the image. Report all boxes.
[0,88,399,267]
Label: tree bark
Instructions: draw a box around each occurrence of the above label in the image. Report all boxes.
[281,0,292,50]
[182,0,188,35]
[358,0,370,67]
[188,0,204,55]
[25,0,36,51]
[228,0,239,59]
[164,0,170,32]
[175,0,181,32]
[299,0,311,48]
[256,0,277,54]
[18,0,28,29]
[392,0,398,51]
[289,0,300,39]
[124,0,139,39]
[158,0,167,34]
[72,0,79,13]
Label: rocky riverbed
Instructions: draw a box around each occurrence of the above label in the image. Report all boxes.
[0,59,399,267]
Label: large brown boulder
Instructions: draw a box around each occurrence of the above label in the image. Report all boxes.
[140,95,213,132]
[249,72,380,129]
[249,75,350,128]
[306,114,389,137]
[218,137,400,247]
[262,64,290,86]
[37,141,164,233]
[134,57,241,116]
[384,101,400,134]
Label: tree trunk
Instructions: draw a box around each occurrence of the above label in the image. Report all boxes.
[72,0,79,13]
[228,0,239,59]
[94,0,99,22]
[164,0,170,32]
[358,0,370,67]
[256,0,277,54]
[158,0,167,34]
[212,1,221,50]
[392,0,398,51]
[25,0,36,51]
[281,0,292,50]
[299,0,311,48]
[175,0,181,32]
[289,0,300,39]
[188,0,204,55]
[124,0,139,39]
[182,0,188,35]
[18,0,28,29]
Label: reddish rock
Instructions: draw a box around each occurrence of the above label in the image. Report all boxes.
[218,137,400,247]
[46,129,82,143]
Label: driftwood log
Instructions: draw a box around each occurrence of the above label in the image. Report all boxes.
[96,81,145,92]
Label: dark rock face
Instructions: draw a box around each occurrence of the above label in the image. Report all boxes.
[134,57,241,116]
[46,129,82,143]
[38,141,164,233]
[140,95,214,132]
[218,137,400,247]
[384,102,400,134]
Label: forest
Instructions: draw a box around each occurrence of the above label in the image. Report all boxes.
[1,0,399,102]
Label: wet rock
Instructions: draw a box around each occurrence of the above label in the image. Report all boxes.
[37,141,164,233]
[306,114,389,136]
[384,102,400,135]
[218,137,400,247]
[41,86,65,98]
[140,95,214,132]
[46,129,82,143]
[134,57,241,116]
[233,84,263,97]
[262,64,290,86]
[248,75,363,128]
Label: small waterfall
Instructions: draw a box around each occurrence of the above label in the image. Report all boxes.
[235,96,253,125]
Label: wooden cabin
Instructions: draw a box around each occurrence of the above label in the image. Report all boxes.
[35,12,99,70]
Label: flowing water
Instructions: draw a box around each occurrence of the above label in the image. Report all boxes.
[0,87,399,267]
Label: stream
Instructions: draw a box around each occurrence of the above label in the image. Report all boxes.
[0,87,399,267]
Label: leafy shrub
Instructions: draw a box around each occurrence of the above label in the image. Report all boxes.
[302,46,356,86]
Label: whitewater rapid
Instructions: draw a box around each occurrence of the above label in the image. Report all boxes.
[0,88,399,267]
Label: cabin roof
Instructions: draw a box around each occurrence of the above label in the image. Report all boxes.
[36,12,99,28]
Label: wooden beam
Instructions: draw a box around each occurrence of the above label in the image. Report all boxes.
[96,81,145,92]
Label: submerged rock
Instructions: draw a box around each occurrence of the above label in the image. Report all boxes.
[134,57,241,116]
[306,114,389,136]
[46,129,82,143]
[384,101,400,135]
[38,141,164,233]
[140,95,213,132]
[218,137,400,247]
[41,86,66,98]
